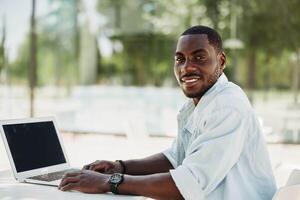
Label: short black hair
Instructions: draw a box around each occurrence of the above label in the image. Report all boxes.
[181,25,223,53]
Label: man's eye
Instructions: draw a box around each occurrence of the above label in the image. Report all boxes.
[175,57,185,63]
[192,55,206,63]
[195,56,205,60]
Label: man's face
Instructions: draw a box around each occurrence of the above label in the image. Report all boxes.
[174,34,226,103]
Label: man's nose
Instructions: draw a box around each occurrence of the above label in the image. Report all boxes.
[181,58,196,73]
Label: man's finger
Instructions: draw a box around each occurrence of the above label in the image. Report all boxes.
[63,171,81,178]
[89,164,98,170]
[84,161,98,170]
[59,176,80,188]
[88,165,94,170]
[60,182,80,191]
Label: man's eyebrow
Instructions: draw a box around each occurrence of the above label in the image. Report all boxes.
[175,52,184,56]
[175,49,208,56]
[191,49,208,54]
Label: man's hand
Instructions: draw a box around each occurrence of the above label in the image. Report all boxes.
[58,170,110,193]
[82,160,123,174]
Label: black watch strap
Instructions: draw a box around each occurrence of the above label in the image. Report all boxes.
[110,183,119,194]
[109,173,124,194]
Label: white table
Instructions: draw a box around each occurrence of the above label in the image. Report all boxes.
[0,170,145,200]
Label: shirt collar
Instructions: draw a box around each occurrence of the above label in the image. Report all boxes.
[178,73,229,134]
[200,73,228,100]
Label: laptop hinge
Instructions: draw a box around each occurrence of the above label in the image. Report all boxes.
[18,178,25,182]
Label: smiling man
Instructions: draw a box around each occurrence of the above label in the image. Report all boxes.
[59,26,277,200]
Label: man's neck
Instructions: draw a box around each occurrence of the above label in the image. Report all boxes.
[193,98,200,106]
[192,73,224,106]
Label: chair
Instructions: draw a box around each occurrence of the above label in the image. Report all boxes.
[272,169,300,200]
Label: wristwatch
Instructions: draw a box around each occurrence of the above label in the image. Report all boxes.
[109,173,124,194]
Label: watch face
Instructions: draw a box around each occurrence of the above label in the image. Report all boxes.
[110,173,122,184]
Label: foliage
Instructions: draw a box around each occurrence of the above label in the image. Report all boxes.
[0,31,4,73]
[7,0,300,91]
[10,0,79,86]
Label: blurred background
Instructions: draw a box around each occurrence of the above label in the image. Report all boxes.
[0,0,300,187]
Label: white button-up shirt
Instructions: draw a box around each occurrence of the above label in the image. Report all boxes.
[163,73,277,200]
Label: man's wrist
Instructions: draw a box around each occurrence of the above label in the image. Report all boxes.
[109,173,124,194]
[103,174,111,193]
[115,160,126,174]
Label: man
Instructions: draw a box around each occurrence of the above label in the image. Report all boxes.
[59,25,277,200]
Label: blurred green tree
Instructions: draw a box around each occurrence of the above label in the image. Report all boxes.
[239,0,300,102]
[97,0,177,86]
[279,0,300,104]
[10,0,81,88]
[0,18,5,77]
[39,0,80,87]
[7,0,300,95]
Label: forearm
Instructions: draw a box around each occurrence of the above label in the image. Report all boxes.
[123,153,174,175]
[118,172,183,200]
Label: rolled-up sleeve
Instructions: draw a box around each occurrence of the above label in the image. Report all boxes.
[163,137,178,168]
[169,108,248,199]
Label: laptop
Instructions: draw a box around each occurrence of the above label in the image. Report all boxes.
[0,117,76,186]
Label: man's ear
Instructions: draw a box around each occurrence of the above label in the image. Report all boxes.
[219,52,226,70]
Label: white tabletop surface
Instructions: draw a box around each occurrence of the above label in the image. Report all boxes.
[0,169,145,200]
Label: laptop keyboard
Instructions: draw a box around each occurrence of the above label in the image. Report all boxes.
[28,169,75,182]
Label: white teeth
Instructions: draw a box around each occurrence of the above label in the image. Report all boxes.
[184,79,198,83]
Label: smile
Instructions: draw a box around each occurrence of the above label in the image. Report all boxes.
[180,76,201,87]
[180,76,200,83]
[183,78,199,83]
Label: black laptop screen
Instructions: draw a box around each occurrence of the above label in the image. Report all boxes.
[3,121,66,172]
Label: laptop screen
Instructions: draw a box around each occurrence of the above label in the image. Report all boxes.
[3,121,66,172]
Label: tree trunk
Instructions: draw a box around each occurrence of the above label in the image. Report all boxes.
[29,0,37,117]
[247,49,256,103]
[135,57,146,86]
[293,49,300,105]
[114,1,121,29]
[0,17,5,79]
[263,54,271,102]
